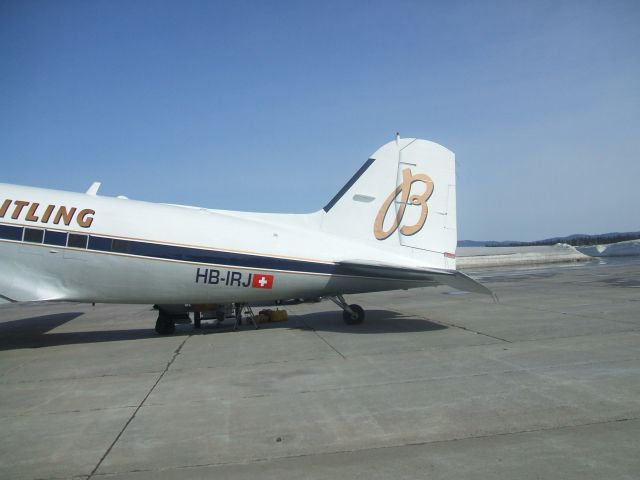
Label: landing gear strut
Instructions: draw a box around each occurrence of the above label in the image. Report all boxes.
[155,312,176,335]
[329,295,365,325]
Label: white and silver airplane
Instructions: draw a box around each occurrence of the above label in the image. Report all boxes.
[0,137,492,334]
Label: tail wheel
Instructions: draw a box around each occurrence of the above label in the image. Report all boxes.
[343,304,365,325]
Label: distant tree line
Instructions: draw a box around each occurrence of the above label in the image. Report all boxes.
[489,231,640,247]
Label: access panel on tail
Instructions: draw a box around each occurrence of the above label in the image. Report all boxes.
[320,138,456,270]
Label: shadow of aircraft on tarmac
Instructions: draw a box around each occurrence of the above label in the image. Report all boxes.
[0,311,166,350]
[291,309,447,334]
[199,309,447,335]
[0,308,446,350]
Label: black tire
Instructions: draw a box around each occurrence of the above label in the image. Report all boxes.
[343,304,365,325]
[194,312,202,329]
[155,315,176,335]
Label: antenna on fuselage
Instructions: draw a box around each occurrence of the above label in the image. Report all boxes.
[86,182,101,196]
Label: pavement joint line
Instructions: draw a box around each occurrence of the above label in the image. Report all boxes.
[392,304,640,345]
[494,299,640,324]
[0,370,165,386]
[3,327,639,387]
[495,328,640,344]
[27,473,89,480]
[91,415,640,477]
[166,355,333,372]
[86,333,192,480]
[0,404,139,419]
[299,316,346,360]
[115,355,640,408]
[378,305,513,344]
[169,352,640,380]
[177,326,638,363]
[429,320,512,343]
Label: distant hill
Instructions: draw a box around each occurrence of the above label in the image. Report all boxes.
[458,231,640,248]
[458,240,494,247]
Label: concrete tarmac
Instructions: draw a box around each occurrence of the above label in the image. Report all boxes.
[1,258,639,479]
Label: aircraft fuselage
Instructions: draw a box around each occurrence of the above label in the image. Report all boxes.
[0,183,428,305]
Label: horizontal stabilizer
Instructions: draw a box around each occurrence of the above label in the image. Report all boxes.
[338,260,496,299]
[0,294,16,304]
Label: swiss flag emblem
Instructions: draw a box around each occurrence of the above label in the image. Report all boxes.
[252,273,274,289]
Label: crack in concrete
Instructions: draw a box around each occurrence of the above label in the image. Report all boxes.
[86,334,192,479]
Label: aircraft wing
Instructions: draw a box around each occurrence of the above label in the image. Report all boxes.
[337,260,496,299]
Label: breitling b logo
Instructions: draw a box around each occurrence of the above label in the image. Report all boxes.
[373,168,434,240]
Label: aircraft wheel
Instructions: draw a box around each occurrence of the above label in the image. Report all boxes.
[155,314,176,335]
[343,304,365,325]
[194,312,202,329]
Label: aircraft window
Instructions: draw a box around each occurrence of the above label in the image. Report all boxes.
[44,230,67,246]
[24,228,45,243]
[111,239,131,253]
[88,236,112,251]
[0,224,23,241]
[67,233,88,249]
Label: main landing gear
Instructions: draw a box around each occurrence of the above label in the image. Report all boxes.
[154,297,365,334]
[155,312,175,335]
[155,304,255,335]
[154,310,190,335]
[329,295,365,325]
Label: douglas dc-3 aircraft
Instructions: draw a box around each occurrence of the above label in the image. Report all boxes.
[0,137,492,334]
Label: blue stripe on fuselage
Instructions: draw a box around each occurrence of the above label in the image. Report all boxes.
[85,234,340,274]
[0,221,338,274]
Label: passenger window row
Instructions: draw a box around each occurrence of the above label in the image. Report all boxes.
[0,224,130,253]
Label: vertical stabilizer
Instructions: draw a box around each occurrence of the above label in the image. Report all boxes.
[321,138,457,269]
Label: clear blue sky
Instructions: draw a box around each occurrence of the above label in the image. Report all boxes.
[1,0,638,241]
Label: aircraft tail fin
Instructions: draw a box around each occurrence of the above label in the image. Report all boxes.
[320,137,457,270]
